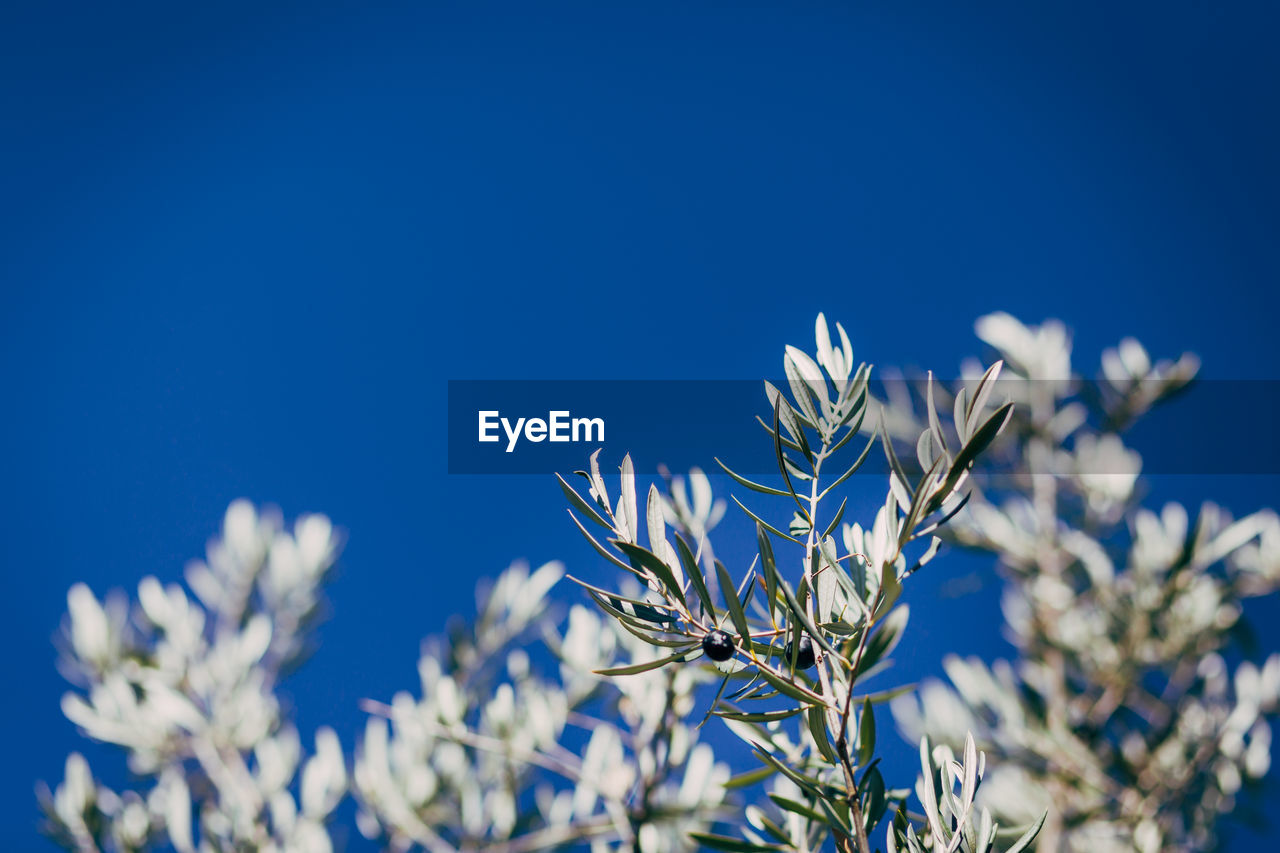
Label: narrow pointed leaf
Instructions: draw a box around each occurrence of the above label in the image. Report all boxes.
[594,647,692,676]
[557,473,612,530]
[716,457,791,496]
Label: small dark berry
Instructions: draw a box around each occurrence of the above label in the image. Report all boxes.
[701,629,735,662]
[786,635,816,670]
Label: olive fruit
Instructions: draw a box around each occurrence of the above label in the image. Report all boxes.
[701,629,735,662]
[786,635,816,670]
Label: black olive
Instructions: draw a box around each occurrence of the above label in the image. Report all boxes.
[701,629,735,662]
[786,635,816,670]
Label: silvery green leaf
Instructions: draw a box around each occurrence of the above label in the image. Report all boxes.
[594,648,692,676]
[820,497,848,539]
[588,448,610,513]
[953,385,970,442]
[816,536,840,620]
[1004,812,1047,853]
[964,360,1003,440]
[916,428,937,472]
[673,532,716,619]
[817,426,878,501]
[715,560,752,647]
[858,605,908,678]
[756,413,803,453]
[614,540,684,602]
[961,732,978,812]
[858,699,876,765]
[646,484,684,590]
[774,573,840,660]
[557,473,612,530]
[782,453,813,481]
[862,765,888,834]
[789,511,811,539]
[767,793,826,822]
[771,405,812,520]
[716,457,791,497]
[715,706,804,724]
[785,351,823,428]
[836,321,854,373]
[785,344,831,421]
[815,312,835,374]
[925,372,950,458]
[756,523,779,618]
[565,507,638,575]
[688,833,786,852]
[618,454,638,544]
[646,484,666,554]
[918,737,947,844]
[750,742,828,797]
[889,470,913,514]
[976,807,994,853]
[816,794,853,837]
[941,401,1013,499]
[723,765,775,790]
[732,496,802,544]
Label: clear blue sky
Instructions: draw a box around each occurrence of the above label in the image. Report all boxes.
[3,1,1279,848]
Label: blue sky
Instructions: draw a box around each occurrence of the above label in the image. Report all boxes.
[3,1,1279,847]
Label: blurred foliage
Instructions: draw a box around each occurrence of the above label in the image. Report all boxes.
[885,314,1280,851]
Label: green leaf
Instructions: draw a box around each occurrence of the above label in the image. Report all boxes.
[716,559,752,646]
[772,403,811,519]
[619,453,638,543]
[715,706,805,724]
[614,540,685,603]
[857,683,917,705]
[775,573,841,661]
[924,371,951,458]
[767,794,825,823]
[785,351,823,428]
[673,532,716,620]
[817,426,878,501]
[939,401,1013,500]
[877,557,903,618]
[605,608,697,648]
[586,449,610,514]
[880,417,912,496]
[821,496,848,540]
[732,496,803,544]
[557,473,612,530]
[715,457,792,497]
[688,833,785,852]
[750,741,827,798]
[584,592,686,643]
[723,765,775,790]
[911,491,972,542]
[752,812,795,846]
[807,704,838,764]
[857,699,876,765]
[964,360,1004,440]
[1004,811,1047,853]
[953,385,970,442]
[566,575,678,620]
[756,662,829,706]
[861,765,888,833]
[857,605,909,678]
[646,483,668,556]
[756,522,780,619]
[898,453,945,549]
[816,794,853,836]
[593,647,693,676]
[756,410,803,453]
